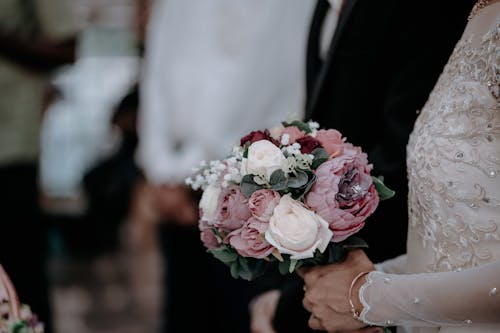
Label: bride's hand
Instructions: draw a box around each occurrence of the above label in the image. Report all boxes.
[300,249,376,332]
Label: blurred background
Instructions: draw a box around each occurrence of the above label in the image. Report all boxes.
[1,1,162,332]
[0,0,312,332]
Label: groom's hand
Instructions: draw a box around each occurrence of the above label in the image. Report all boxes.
[250,290,280,333]
[300,250,375,332]
[153,184,198,225]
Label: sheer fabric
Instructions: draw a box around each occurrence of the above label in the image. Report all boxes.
[359,3,500,332]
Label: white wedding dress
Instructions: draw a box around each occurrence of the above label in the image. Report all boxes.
[358,2,500,332]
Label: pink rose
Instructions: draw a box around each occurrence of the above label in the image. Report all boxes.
[248,190,281,222]
[199,219,220,250]
[213,186,252,232]
[305,145,379,242]
[281,126,305,144]
[315,129,345,156]
[226,218,274,258]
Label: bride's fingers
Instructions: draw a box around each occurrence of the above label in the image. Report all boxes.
[302,295,313,312]
[337,327,384,333]
[308,315,325,331]
[302,267,323,286]
[296,267,310,279]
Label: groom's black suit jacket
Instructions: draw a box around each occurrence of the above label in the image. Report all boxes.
[271,1,475,332]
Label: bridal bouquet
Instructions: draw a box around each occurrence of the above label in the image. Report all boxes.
[0,302,44,333]
[186,120,394,280]
[0,266,44,333]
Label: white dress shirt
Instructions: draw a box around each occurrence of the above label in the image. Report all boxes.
[138,0,315,184]
[320,0,343,59]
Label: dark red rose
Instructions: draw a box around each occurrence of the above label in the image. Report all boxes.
[240,130,279,146]
[296,136,321,154]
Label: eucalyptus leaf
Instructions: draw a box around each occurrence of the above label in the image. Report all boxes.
[271,181,288,191]
[278,259,291,275]
[311,148,330,169]
[239,256,250,273]
[342,236,369,249]
[328,243,348,263]
[210,247,238,264]
[289,259,298,273]
[270,169,287,185]
[372,176,396,201]
[238,258,268,281]
[230,261,240,279]
[282,120,312,133]
[301,249,327,267]
[288,170,309,188]
[297,173,317,200]
[238,257,252,281]
[294,260,304,271]
[241,174,263,197]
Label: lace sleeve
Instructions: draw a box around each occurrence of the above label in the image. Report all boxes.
[375,254,407,274]
[359,260,500,327]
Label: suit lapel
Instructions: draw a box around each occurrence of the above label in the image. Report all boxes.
[305,0,359,120]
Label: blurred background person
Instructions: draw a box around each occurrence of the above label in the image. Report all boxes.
[82,85,142,255]
[137,0,315,332]
[0,1,77,332]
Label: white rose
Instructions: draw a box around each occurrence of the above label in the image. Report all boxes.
[242,140,286,181]
[199,184,221,224]
[265,195,333,260]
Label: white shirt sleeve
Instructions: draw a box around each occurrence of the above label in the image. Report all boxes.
[137,0,207,185]
[137,0,315,185]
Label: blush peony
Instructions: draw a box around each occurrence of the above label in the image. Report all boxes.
[305,144,379,242]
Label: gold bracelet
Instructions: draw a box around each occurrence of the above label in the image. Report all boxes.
[348,271,370,322]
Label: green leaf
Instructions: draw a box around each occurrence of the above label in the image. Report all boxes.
[269,169,287,185]
[242,141,251,158]
[296,172,317,200]
[239,256,250,272]
[288,170,309,188]
[289,259,298,273]
[294,260,304,270]
[311,148,330,169]
[240,174,263,197]
[300,249,327,267]
[341,236,369,250]
[282,120,312,134]
[235,257,269,281]
[278,259,291,275]
[372,176,396,201]
[328,243,348,263]
[230,261,240,279]
[210,247,238,264]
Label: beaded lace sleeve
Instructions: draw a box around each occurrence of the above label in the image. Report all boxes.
[358,261,500,327]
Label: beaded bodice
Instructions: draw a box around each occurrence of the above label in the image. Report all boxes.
[406,17,500,273]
